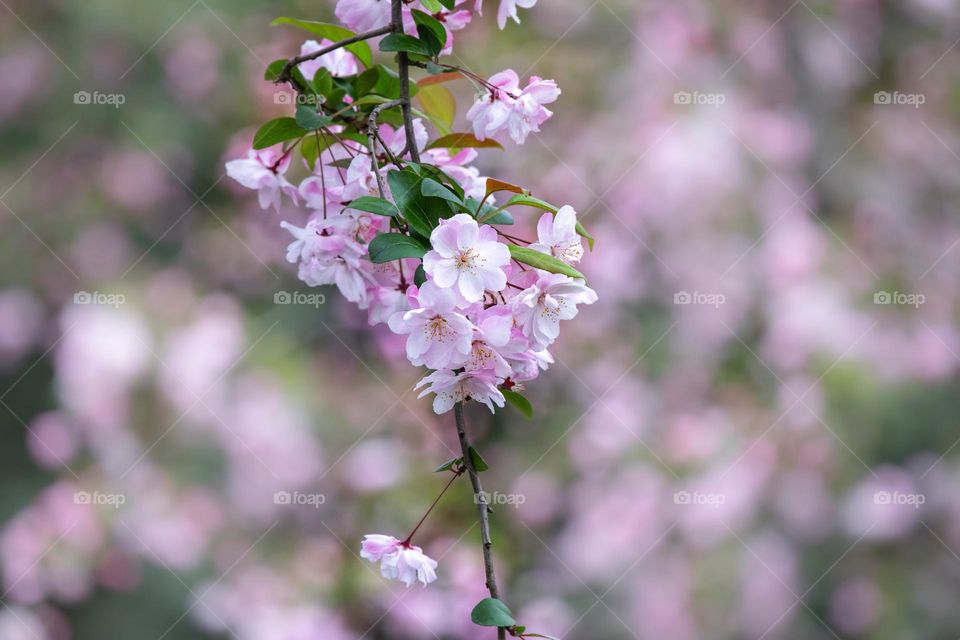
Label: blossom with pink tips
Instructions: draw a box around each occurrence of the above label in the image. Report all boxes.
[388,281,475,369]
[298,39,360,80]
[415,368,506,414]
[360,534,438,587]
[225,148,299,212]
[512,272,598,350]
[530,205,584,265]
[423,214,511,304]
[467,70,560,144]
[280,218,374,307]
[335,0,392,32]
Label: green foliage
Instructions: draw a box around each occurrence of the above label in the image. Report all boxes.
[368,233,429,263]
[346,196,400,217]
[508,245,586,279]
[252,117,304,149]
[271,18,373,67]
[470,598,516,627]
[502,389,533,419]
[379,33,434,57]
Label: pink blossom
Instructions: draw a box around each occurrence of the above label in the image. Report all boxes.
[225,148,298,211]
[530,205,584,264]
[512,273,598,350]
[335,0,392,32]
[423,214,511,304]
[281,218,374,307]
[360,534,438,587]
[415,368,506,414]
[467,70,559,144]
[496,0,538,29]
[466,305,513,377]
[388,281,475,369]
[298,39,360,80]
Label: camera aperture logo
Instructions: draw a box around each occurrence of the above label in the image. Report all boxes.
[275,291,326,308]
[74,90,126,109]
[873,290,924,308]
[674,90,726,108]
[873,91,925,108]
[674,290,725,309]
[74,291,126,308]
[873,490,925,509]
[73,491,126,509]
[274,490,326,508]
[673,490,726,508]
[474,491,525,508]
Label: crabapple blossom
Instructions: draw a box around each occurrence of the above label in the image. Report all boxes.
[473,0,539,29]
[512,272,598,350]
[297,39,360,79]
[335,0,392,32]
[467,70,560,144]
[423,214,511,304]
[416,368,506,414]
[225,148,298,212]
[388,282,474,370]
[530,205,584,265]
[466,305,514,377]
[360,534,438,587]
[280,218,374,307]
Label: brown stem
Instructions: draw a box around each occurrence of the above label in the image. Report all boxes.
[392,0,421,164]
[277,25,393,84]
[454,402,506,640]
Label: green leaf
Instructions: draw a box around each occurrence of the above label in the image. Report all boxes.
[271,18,373,68]
[346,196,400,217]
[467,446,489,472]
[412,10,447,57]
[426,133,504,151]
[312,68,333,97]
[416,84,456,135]
[421,178,462,204]
[502,194,557,212]
[295,104,333,131]
[470,598,515,627]
[379,33,433,57]
[467,197,514,226]
[502,389,533,419]
[508,245,585,279]
[434,456,462,473]
[419,0,444,11]
[252,117,305,150]
[355,64,407,100]
[576,222,595,251]
[438,0,456,9]
[387,169,452,238]
[368,233,428,263]
[414,263,427,287]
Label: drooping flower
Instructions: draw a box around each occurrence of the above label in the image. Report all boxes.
[512,272,598,350]
[335,0,392,32]
[423,214,511,304]
[496,0,538,29]
[281,218,375,307]
[298,39,360,80]
[225,148,299,212]
[387,281,475,369]
[529,205,584,264]
[360,534,439,587]
[416,368,506,414]
[467,70,560,144]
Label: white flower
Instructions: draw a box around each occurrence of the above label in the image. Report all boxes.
[416,368,506,414]
[225,149,299,212]
[298,39,360,79]
[280,218,375,307]
[360,534,438,587]
[512,272,598,350]
[387,281,475,370]
[423,214,511,304]
[529,205,584,265]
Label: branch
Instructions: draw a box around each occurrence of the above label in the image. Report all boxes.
[277,25,393,84]
[366,99,404,198]
[454,402,507,640]
[392,0,421,164]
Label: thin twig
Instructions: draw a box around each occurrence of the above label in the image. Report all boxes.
[454,402,507,640]
[366,99,404,198]
[277,25,393,84]
[392,0,421,164]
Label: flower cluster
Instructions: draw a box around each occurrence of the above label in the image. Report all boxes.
[335,0,539,36]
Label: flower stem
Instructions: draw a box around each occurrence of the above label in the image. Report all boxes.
[455,402,507,640]
[402,467,463,545]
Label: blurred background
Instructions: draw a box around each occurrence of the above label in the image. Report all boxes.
[2,0,960,638]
